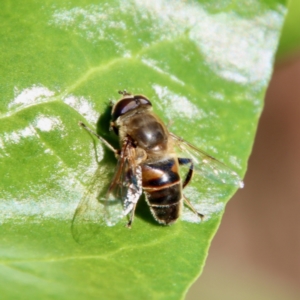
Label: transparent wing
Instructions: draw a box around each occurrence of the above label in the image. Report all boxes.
[169,132,244,224]
[72,141,142,243]
[170,132,244,189]
[105,144,142,226]
[71,163,113,243]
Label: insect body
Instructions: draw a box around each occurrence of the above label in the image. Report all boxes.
[74,91,243,230]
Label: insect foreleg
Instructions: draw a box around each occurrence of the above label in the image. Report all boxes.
[126,202,138,228]
[78,121,118,155]
[178,158,193,188]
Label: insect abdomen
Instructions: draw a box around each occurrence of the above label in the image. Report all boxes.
[142,158,182,224]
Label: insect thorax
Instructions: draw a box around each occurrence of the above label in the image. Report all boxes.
[118,111,169,152]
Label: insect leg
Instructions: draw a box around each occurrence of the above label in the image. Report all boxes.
[183,195,204,220]
[78,121,119,155]
[178,158,193,188]
[126,202,138,228]
[179,158,204,220]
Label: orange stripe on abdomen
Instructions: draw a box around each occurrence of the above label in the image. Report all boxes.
[142,158,180,189]
[142,158,182,224]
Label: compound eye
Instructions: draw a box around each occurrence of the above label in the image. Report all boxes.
[133,95,152,106]
[111,95,152,121]
[111,98,138,121]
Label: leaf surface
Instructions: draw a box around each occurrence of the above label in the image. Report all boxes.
[0,0,286,299]
[276,0,300,58]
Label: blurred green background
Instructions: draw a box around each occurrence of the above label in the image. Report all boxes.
[187,0,300,299]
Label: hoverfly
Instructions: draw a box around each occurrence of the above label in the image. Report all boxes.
[73,91,243,236]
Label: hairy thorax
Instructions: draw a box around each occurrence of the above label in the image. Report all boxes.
[118,111,169,154]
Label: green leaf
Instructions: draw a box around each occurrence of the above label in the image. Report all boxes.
[276,0,300,58]
[0,0,286,299]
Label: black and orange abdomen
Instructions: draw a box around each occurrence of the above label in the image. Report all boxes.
[141,158,182,224]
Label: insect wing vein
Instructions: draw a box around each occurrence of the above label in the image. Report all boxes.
[170,132,244,188]
[105,139,143,224]
[71,164,111,242]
